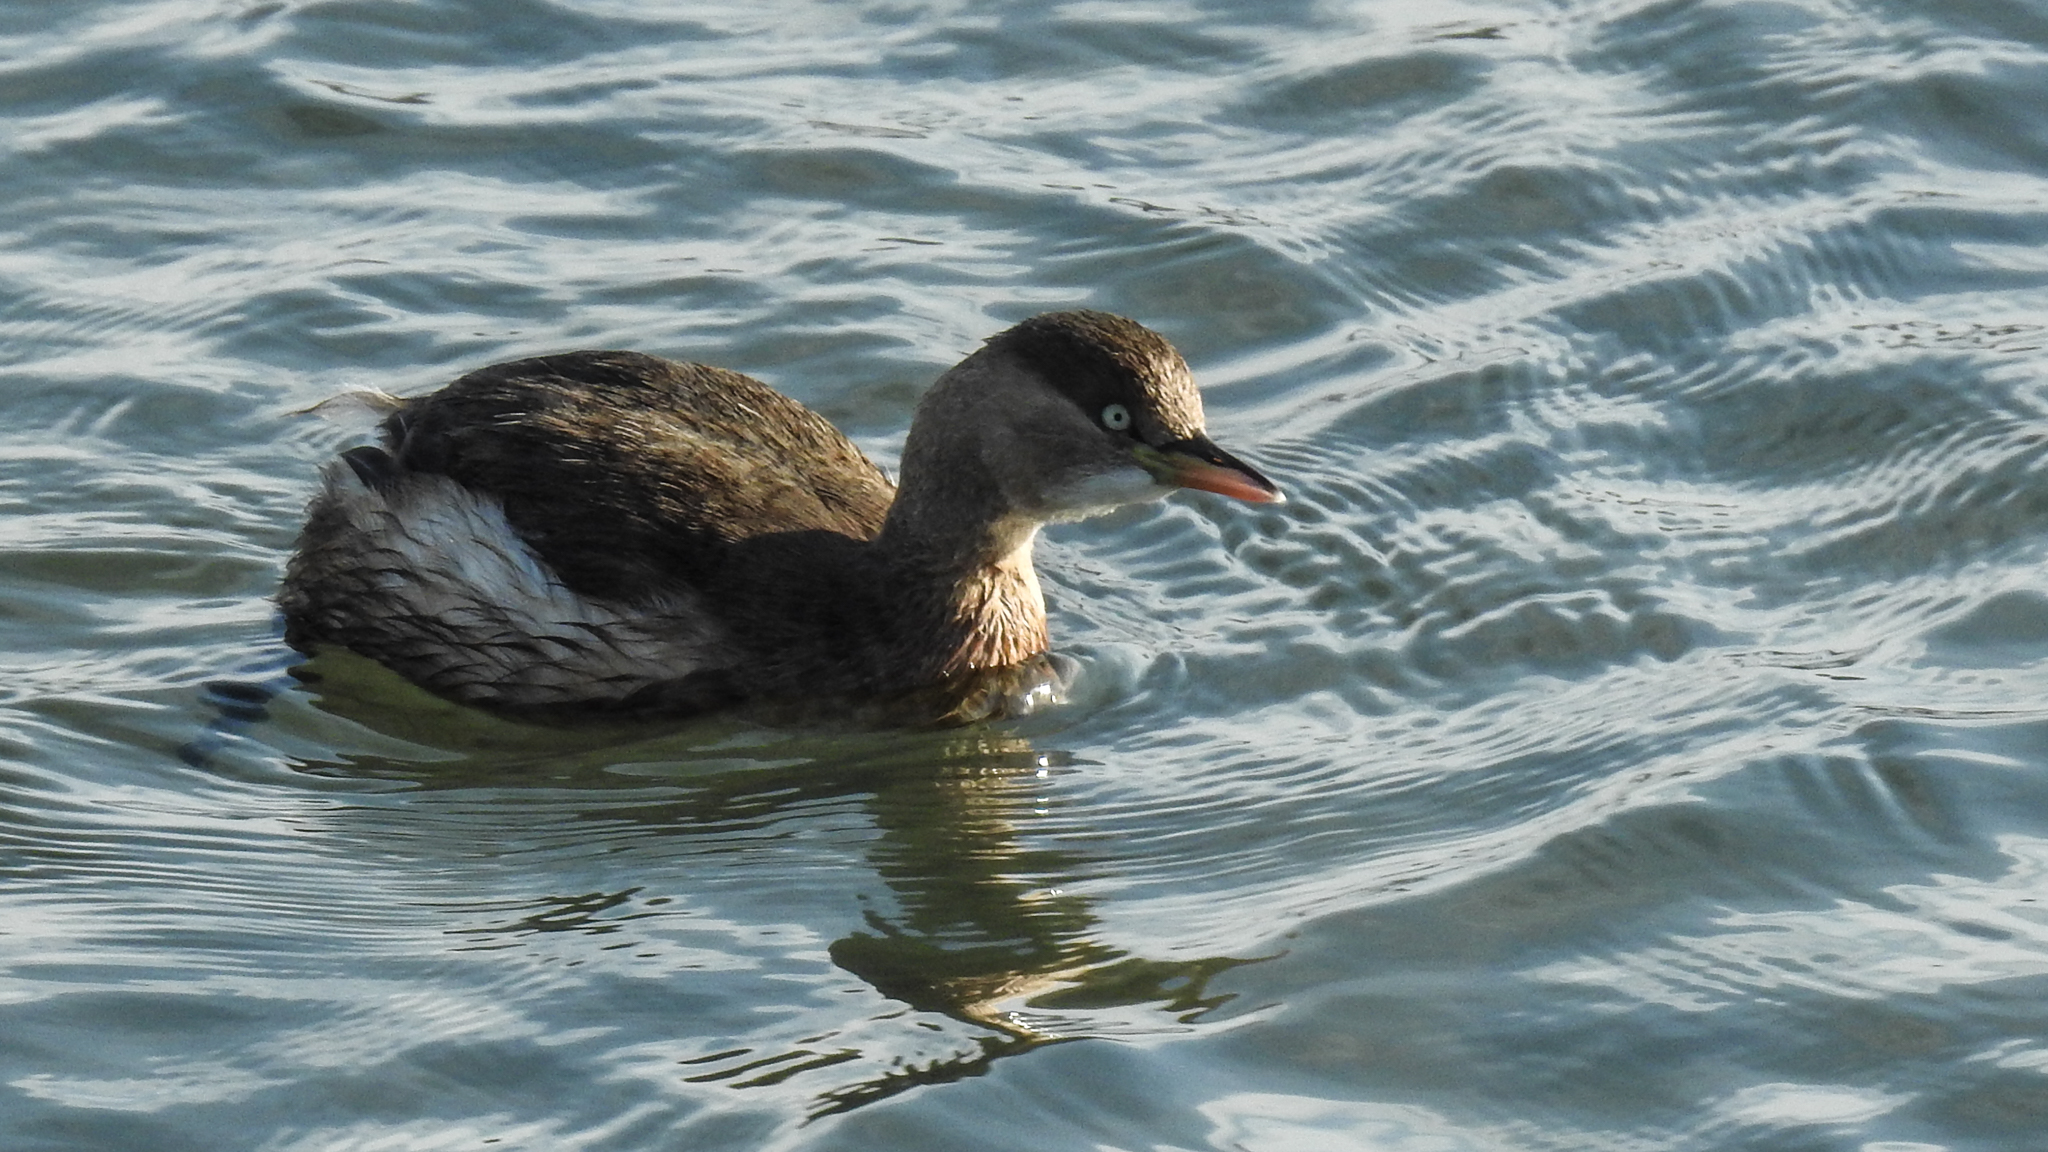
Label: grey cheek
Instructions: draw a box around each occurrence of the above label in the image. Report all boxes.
[1044,464,1170,517]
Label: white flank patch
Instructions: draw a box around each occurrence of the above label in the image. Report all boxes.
[321,464,728,703]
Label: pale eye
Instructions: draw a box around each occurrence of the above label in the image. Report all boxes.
[1100,403,1132,432]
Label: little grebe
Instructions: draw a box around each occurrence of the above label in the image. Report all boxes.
[280,310,1281,719]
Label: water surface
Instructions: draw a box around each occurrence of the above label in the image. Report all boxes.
[6,0,2048,1149]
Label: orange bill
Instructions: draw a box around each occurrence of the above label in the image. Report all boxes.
[1146,435,1285,504]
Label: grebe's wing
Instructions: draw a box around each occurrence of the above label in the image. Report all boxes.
[367,351,895,604]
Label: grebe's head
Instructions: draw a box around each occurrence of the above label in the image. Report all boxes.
[903,311,1283,527]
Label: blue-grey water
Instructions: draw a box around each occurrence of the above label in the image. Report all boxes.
[6,0,2048,1148]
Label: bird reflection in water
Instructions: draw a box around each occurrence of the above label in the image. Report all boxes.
[813,730,1256,1116]
[257,659,1265,1118]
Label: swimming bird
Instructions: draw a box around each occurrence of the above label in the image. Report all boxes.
[280,310,1282,721]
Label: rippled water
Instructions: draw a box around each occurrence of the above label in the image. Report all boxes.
[7,0,2048,1148]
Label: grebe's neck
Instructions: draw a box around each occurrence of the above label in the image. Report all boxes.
[871,363,1052,680]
